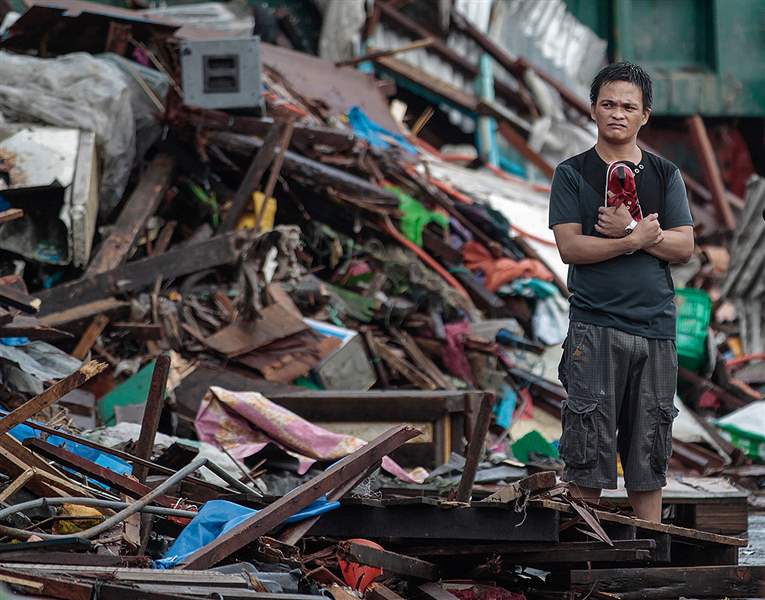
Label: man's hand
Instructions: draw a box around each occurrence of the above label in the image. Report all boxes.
[595,205,633,238]
[627,213,664,251]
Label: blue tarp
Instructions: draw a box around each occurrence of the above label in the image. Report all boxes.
[155,498,340,569]
[348,106,417,154]
[3,413,133,480]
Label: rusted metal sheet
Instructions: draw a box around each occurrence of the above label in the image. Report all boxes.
[178,425,420,570]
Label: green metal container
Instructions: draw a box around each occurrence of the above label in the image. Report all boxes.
[675,287,712,372]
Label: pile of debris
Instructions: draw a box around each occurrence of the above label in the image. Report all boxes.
[0,1,759,599]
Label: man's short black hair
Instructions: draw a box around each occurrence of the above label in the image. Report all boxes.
[590,62,653,111]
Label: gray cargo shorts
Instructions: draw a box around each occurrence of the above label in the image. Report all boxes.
[557,321,679,491]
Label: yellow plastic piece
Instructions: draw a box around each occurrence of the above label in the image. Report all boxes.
[52,503,103,534]
[237,192,276,231]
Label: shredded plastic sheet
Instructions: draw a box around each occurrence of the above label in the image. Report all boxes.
[0,51,135,216]
[195,386,425,483]
[348,106,417,154]
[155,498,339,569]
[387,185,448,247]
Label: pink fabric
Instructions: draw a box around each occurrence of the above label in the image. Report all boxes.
[195,386,423,483]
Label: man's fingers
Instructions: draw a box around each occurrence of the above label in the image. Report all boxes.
[646,213,659,221]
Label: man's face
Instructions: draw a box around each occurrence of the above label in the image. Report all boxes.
[590,81,650,144]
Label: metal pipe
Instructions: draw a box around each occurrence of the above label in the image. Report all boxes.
[2,456,207,541]
[0,498,198,522]
[200,459,261,496]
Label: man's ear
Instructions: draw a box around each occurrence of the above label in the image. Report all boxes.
[590,103,597,121]
[641,109,651,126]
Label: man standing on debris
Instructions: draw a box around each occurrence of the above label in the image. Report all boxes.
[548,63,694,522]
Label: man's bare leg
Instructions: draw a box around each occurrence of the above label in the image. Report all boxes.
[628,488,662,522]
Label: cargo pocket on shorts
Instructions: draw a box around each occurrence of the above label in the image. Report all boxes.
[650,403,680,475]
[557,337,568,390]
[559,395,600,469]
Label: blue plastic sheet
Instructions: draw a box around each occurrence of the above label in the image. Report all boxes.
[155,498,340,569]
[493,386,517,431]
[2,411,133,481]
[348,106,417,154]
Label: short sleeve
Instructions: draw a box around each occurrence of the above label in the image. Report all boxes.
[662,169,694,229]
[548,164,582,229]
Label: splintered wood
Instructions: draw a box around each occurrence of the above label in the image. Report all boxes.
[0,360,107,436]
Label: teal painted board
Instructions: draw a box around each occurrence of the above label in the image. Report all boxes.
[98,359,157,426]
[567,0,765,116]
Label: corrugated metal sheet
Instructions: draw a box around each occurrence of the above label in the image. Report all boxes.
[492,0,606,103]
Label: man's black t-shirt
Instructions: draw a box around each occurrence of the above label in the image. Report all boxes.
[548,147,693,339]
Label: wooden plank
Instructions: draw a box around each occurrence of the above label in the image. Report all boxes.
[406,539,656,559]
[416,583,460,600]
[87,155,176,275]
[337,37,434,67]
[375,1,530,113]
[178,426,420,570]
[534,499,748,547]
[71,314,110,359]
[366,583,406,600]
[255,120,294,232]
[339,541,438,580]
[0,283,39,314]
[132,353,170,483]
[0,361,106,436]
[375,55,477,112]
[39,298,130,330]
[219,122,284,232]
[36,231,257,316]
[0,208,23,224]
[455,392,494,502]
[392,329,453,390]
[211,131,398,205]
[308,503,559,542]
[570,566,765,599]
[373,337,437,390]
[24,438,185,508]
[687,115,736,231]
[479,471,557,504]
[0,567,92,600]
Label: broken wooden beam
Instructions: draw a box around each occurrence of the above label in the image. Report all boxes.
[416,582,460,600]
[479,471,557,504]
[0,361,106,436]
[132,354,170,483]
[0,283,39,314]
[23,438,187,509]
[687,115,736,230]
[366,583,406,600]
[219,121,285,232]
[338,541,439,580]
[255,120,294,232]
[71,314,110,360]
[178,425,420,570]
[376,1,530,113]
[183,109,355,153]
[87,155,176,275]
[455,392,494,502]
[210,131,398,205]
[336,37,434,67]
[36,230,258,316]
[0,208,23,224]
[570,566,765,599]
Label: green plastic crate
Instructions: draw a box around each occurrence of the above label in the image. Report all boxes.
[675,288,712,372]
